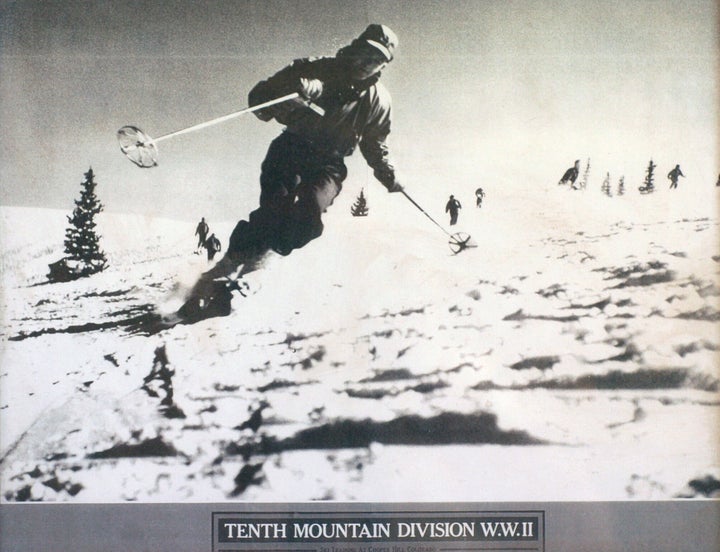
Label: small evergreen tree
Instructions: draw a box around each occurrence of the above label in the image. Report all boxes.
[601,172,612,197]
[639,159,656,194]
[48,167,108,282]
[617,176,625,196]
[350,188,369,217]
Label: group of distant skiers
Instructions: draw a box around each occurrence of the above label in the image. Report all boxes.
[444,187,485,226]
[194,217,222,261]
[558,159,693,190]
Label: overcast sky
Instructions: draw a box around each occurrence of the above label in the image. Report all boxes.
[1,0,717,221]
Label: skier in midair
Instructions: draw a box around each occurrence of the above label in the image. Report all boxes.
[188,24,402,306]
[446,194,462,226]
[667,164,684,189]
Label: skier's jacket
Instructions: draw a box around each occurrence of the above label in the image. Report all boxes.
[207,235,221,252]
[667,167,684,180]
[446,198,461,213]
[249,57,397,190]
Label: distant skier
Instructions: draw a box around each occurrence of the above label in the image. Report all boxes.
[667,164,684,189]
[475,187,485,208]
[446,195,462,226]
[204,233,222,261]
[716,173,720,187]
[558,160,580,186]
[195,217,209,250]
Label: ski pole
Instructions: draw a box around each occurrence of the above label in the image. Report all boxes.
[399,189,475,254]
[118,92,324,168]
[152,92,323,144]
[400,190,453,238]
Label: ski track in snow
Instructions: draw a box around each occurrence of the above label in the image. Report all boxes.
[1,187,719,502]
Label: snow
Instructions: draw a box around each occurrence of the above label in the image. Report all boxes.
[1,180,719,502]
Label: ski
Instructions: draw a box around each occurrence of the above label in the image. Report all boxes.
[126,277,256,335]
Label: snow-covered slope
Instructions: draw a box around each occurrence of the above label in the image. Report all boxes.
[1,183,719,502]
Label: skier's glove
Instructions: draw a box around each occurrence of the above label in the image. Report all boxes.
[298,78,323,101]
[384,180,404,194]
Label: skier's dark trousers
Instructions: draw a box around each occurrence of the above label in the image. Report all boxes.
[230,133,348,256]
[206,24,402,283]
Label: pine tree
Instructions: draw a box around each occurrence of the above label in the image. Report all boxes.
[48,168,108,281]
[617,176,625,196]
[578,158,591,189]
[639,159,656,194]
[601,172,612,197]
[350,188,369,217]
[63,168,106,264]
